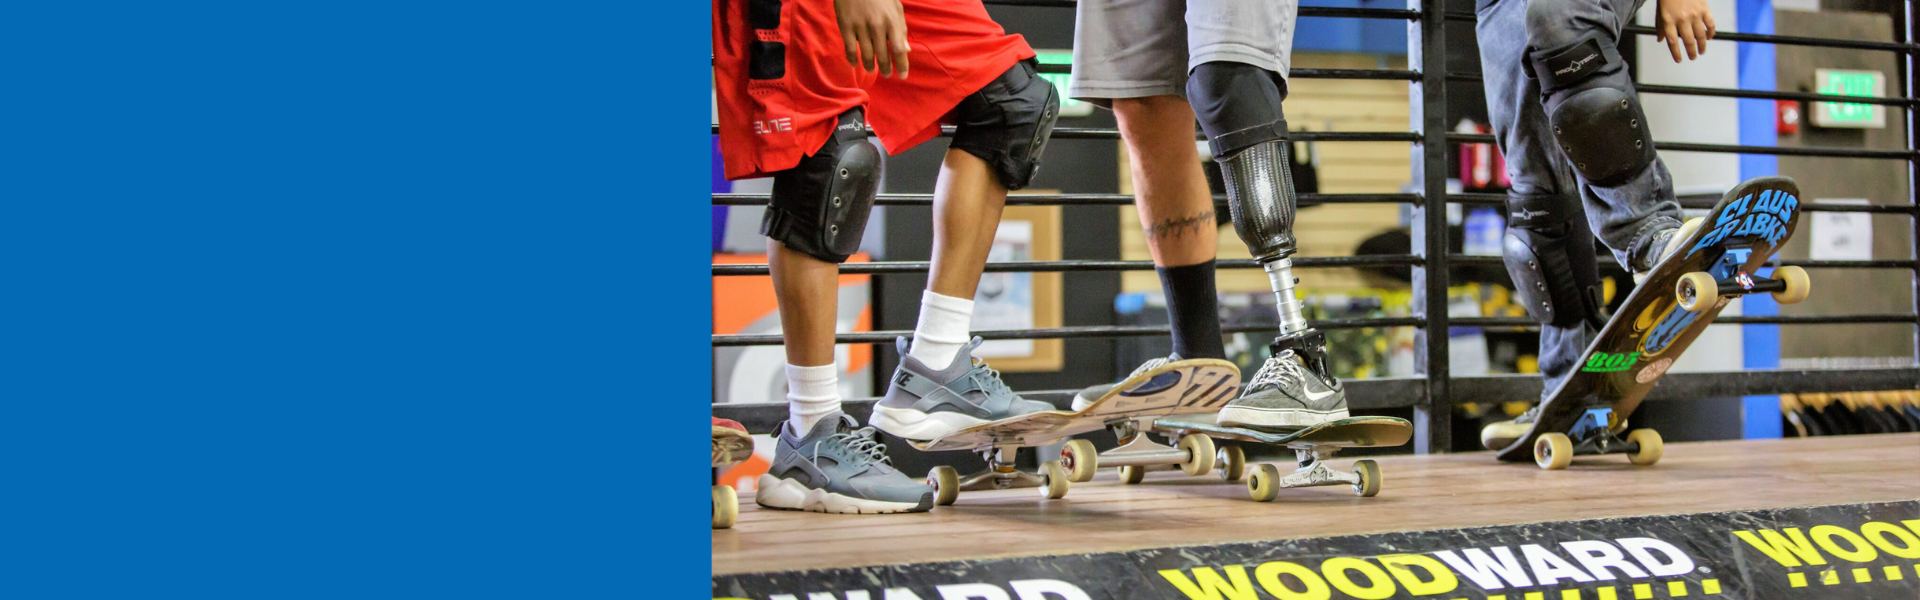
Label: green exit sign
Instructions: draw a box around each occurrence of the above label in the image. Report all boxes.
[1811,69,1885,129]
[1034,50,1095,118]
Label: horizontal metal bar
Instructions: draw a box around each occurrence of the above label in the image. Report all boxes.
[1446,132,1918,160]
[984,0,1421,19]
[1441,12,1920,52]
[711,367,1919,434]
[1448,254,1916,270]
[1454,314,1920,328]
[712,318,1425,347]
[1636,83,1920,107]
[712,125,1424,143]
[711,192,1423,207]
[713,255,1421,276]
[1448,192,1920,214]
[1453,367,1920,406]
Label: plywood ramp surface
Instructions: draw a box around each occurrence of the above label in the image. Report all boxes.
[713,434,1920,575]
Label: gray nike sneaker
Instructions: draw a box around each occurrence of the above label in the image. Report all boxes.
[756,412,934,514]
[1218,349,1349,429]
[871,337,1054,441]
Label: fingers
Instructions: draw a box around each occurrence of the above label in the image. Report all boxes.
[1662,22,1685,62]
[1691,19,1710,56]
[843,27,862,71]
[888,23,910,78]
[856,30,878,73]
[869,23,893,76]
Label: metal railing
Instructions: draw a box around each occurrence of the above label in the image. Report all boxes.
[709,0,1920,450]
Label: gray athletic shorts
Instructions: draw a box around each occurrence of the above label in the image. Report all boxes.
[1067,0,1298,103]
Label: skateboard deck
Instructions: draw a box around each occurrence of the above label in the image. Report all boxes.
[909,358,1240,452]
[1495,176,1805,463]
[1158,416,1413,449]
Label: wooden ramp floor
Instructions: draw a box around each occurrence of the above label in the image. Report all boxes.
[713,434,1920,576]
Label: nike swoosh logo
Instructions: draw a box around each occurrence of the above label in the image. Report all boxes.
[1304,388,1338,402]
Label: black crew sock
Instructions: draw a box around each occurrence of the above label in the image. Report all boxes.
[1157,260,1227,360]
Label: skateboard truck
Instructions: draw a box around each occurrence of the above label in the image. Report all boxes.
[1532,408,1666,470]
[1676,248,1810,312]
[926,442,1071,506]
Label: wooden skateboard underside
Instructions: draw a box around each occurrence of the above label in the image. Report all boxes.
[1157,416,1413,449]
[1494,176,1804,462]
[910,359,1240,452]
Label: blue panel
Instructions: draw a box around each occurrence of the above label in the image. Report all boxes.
[1737,0,1783,439]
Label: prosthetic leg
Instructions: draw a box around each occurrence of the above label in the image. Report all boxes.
[1189,62,1348,428]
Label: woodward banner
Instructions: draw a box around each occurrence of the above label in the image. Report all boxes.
[715,501,1920,600]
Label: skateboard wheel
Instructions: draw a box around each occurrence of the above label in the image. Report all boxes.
[1248,464,1281,502]
[1040,460,1070,500]
[1217,445,1246,482]
[929,465,960,506]
[1677,272,1718,313]
[1771,266,1810,305]
[1351,460,1382,497]
[1062,439,1098,483]
[1626,428,1664,466]
[712,484,738,530]
[1534,432,1574,470]
[1118,465,1146,485]
[1178,434,1215,477]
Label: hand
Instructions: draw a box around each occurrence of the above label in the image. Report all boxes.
[1655,0,1716,63]
[834,0,910,78]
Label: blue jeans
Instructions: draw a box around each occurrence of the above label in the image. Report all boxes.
[1475,0,1684,399]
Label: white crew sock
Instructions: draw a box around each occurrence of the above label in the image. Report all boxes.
[908,290,974,370]
[786,363,840,434]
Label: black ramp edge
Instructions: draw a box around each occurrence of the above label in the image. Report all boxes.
[714,500,1920,600]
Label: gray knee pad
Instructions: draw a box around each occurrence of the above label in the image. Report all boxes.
[764,109,881,263]
[1528,35,1655,186]
[1502,193,1605,329]
[1187,62,1297,261]
[948,59,1059,191]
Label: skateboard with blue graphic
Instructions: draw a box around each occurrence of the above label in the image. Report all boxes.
[913,359,1240,505]
[1497,176,1810,468]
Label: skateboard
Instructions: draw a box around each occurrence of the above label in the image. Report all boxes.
[1108,415,1413,501]
[913,358,1241,505]
[1496,176,1809,469]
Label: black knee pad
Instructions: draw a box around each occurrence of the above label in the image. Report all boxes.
[1187,61,1298,261]
[764,109,881,263]
[1502,193,1604,329]
[1187,61,1288,151]
[1528,35,1655,186]
[948,59,1059,191]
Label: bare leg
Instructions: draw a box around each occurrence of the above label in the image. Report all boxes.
[926,149,1008,299]
[768,240,839,368]
[1113,96,1217,267]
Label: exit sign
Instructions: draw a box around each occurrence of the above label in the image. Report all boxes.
[1034,50,1095,118]
[1811,69,1885,129]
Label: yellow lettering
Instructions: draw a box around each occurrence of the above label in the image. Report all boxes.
[1811,525,1879,563]
[1320,557,1396,600]
[1862,522,1920,559]
[1158,566,1258,600]
[1377,554,1458,595]
[1253,561,1331,600]
[1733,529,1828,567]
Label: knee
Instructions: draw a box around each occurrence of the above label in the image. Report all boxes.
[1112,95,1191,124]
[1524,0,1582,48]
[948,60,1059,190]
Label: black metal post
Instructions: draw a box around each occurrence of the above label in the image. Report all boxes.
[1907,0,1920,363]
[1411,0,1451,453]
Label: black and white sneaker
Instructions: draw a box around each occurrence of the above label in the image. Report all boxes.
[1218,350,1348,429]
